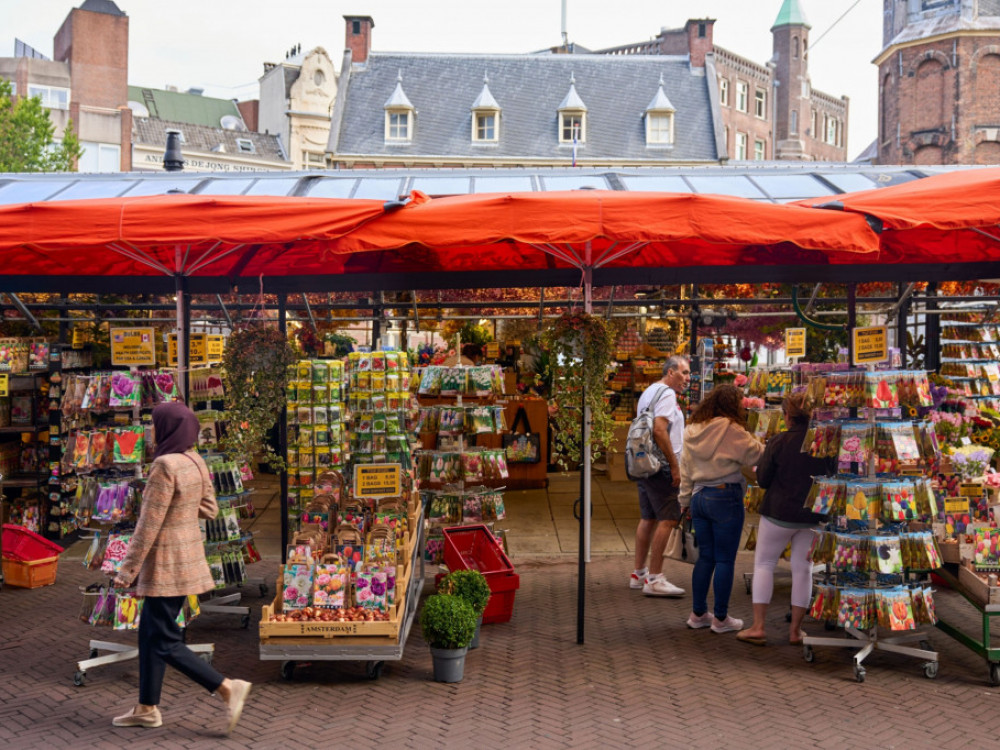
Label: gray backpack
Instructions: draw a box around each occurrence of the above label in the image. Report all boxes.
[625,386,672,480]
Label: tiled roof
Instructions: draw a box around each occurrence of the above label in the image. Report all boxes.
[331,52,718,162]
[133,118,287,161]
[127,86,243,128]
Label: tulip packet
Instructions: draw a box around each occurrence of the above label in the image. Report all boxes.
[112,426,145,464]
[113,592,143,631]
[109,371,142,408]
[312,554,349,609]
[282,549,314,611]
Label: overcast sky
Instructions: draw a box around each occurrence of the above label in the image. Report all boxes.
[4,0,882,159]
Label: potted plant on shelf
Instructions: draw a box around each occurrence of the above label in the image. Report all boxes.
[420,593,477,683]
[438,569,491,649]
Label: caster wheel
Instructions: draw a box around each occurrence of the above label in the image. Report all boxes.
[365,661,385,680]
[854,665,866,683]
[73,671,86,686]
[923,661,939,679]
[89,648,99,659]
[803,646,814,663]
[240,614,251,629]
[280,661,296,681]
[259,583,268,598]
[989,663,1000,687]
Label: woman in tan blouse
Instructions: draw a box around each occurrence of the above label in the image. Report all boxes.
[112,402,251,733]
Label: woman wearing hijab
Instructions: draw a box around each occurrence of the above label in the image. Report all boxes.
[112,402,251,733]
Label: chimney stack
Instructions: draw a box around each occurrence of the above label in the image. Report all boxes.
[164,129,184,172]
[344,15,374,64]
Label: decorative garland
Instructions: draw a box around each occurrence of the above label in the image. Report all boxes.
[541,312,615,469]
[221,325,298,472]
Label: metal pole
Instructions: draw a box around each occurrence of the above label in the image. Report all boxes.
[278,293,289,564]
[175,275,189,403]
[847,283,857,363]
[925,282,940,371]
[577,376,586,645]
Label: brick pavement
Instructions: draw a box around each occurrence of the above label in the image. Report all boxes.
[2,477,1000,749]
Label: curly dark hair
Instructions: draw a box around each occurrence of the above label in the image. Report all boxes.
[689,383,747,427]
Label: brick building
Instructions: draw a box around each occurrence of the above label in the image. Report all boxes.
[0,0,132,171]
[876,0,1000,165]
[597,0,849,162]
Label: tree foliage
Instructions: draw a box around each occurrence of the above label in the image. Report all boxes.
[0,78,82,172]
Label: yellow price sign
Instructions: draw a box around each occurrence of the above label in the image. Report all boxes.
[785,328,806,358]
[485,342,500,359]
[852,326,888,365]
[110,327,157,367]
[166,333,208,366]
[960,482,986,498]
[0,374,7,397]
[353,463,402,499]
[207,335,225,363]
[944,497,970,514]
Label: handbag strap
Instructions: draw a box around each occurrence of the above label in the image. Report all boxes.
[510,406,532,435]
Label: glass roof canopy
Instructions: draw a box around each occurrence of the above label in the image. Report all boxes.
[0,164,984,206]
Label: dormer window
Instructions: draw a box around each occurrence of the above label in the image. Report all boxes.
[384,71,415,143]
[471,73,500,143]
[644,75,676,146]
[558,73,587,144]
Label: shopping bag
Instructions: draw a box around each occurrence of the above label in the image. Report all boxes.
[666,510,699,564]
[503,406,540,464]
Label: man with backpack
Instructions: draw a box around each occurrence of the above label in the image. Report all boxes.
[630,355,691,597]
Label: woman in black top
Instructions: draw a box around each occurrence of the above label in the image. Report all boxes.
[737,392,832,646]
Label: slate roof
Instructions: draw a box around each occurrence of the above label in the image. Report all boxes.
[133,118,287,161]
[79,0,126,16]
[127,86,244,129]
[330,52,718,162]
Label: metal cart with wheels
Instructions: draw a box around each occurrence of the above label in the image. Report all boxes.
[932,565,1000,685]
[259,520,425,681]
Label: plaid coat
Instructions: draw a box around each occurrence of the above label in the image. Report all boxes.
[118,451,218,597]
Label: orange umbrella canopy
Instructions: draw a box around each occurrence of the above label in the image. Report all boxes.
[796,167,1000,267]
[0,188,879,291]
[333,189,879,273]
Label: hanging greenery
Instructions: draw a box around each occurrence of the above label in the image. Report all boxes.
[221,325,298,472]
[541,312,615,469]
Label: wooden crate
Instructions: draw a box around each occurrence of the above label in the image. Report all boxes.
[958,564,1000,606]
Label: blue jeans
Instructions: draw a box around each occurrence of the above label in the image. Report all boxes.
[690,485,745,620]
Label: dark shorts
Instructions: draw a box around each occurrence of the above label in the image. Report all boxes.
[637,468,681,522]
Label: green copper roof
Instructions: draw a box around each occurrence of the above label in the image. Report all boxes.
[771,0,810,30]
[126,86,243,128]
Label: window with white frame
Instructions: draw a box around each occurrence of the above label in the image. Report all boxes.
[385,110,411,141]
[645,112,674,145]
[736,81,748,112]
[754,139,766,160]
[303,151,326,169]
[560,112,585,143]
[236,138,255,154]
[754,89,766,119]
[78,142,120,173]
[826,117,838,146]
[474,112,498,142]
[719,78,729,106]
[736,132,748,160]
[28,84,69,110]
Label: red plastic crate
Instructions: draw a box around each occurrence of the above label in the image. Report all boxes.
[443,525,519,624]
[2,524,64,562]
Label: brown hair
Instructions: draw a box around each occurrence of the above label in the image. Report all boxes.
[689,384,746,427]
[783,391,810,422]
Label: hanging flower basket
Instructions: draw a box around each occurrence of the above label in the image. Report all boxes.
[541,313,615,469]
[221,324,298,472]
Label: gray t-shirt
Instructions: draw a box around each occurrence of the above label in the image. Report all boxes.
[636,382,683,459]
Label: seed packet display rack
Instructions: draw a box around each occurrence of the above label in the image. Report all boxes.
[801,367,942,682]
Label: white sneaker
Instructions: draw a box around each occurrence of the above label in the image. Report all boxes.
[642,576,685,597]
[686,612,713,629]
[629,571,647,590]
[711,616,744,634]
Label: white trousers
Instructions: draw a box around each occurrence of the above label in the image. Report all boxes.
[751,516,816,609]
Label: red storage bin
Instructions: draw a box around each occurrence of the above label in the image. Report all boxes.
[443,525,519,624]
[2,524,64,562]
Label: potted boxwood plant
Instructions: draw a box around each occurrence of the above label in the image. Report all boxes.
[420,593,477,683]
[439,570,491,649]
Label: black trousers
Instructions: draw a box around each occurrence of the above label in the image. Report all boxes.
[138,596,224,706]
